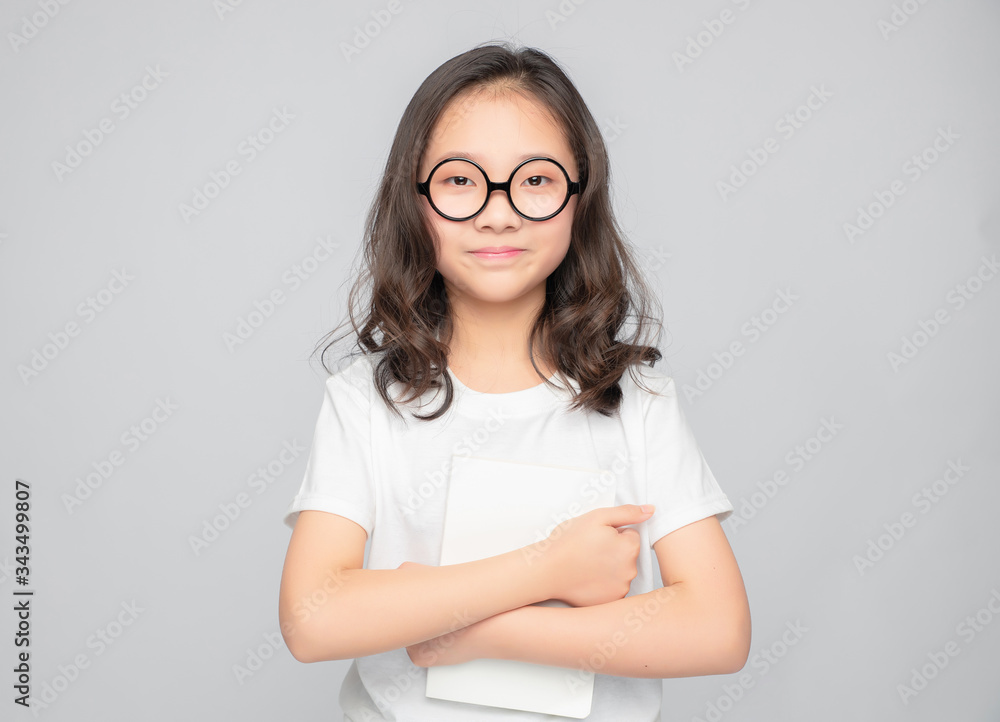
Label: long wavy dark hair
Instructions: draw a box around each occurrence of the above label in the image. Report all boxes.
[315,40,664,421]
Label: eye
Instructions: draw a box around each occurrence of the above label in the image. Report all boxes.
[523,175,552,187]
[443,176,475,187]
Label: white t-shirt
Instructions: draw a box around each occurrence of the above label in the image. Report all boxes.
[283,353,733,722]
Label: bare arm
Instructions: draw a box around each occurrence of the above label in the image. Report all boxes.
[278,505,654,663]
[408,515,751,678]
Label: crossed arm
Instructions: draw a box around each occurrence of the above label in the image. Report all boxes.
[404,511,750,678]
[279,504,750,678]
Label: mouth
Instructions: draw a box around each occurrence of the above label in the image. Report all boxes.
[469,246,524,259]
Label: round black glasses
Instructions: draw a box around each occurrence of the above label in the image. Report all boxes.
[416,156,583,222]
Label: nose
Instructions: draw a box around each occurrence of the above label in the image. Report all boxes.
[475,188,521,229]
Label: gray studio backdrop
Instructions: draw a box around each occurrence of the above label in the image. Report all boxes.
[2,1,999,720]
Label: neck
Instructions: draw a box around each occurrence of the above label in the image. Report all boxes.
[444,284,550,372]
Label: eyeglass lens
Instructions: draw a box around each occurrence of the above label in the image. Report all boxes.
[426,159,568,220]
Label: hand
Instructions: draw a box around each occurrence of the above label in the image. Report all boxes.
[531,504,654,607]
[406,617,488,668]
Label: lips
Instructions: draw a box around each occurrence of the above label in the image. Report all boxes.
[469,247,525,260]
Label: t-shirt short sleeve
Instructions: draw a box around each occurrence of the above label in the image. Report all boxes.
[639,370,733,547]
[282,371,374,535]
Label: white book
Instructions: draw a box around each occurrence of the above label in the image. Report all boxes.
[425,455,617,718]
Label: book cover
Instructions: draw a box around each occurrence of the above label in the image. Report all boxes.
[425,455,616,718]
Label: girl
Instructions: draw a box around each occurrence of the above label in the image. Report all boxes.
[279,41,750,721]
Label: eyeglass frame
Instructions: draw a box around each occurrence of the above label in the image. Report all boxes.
[416,156,584,222]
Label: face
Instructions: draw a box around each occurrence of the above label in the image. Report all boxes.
[418,90,579,313]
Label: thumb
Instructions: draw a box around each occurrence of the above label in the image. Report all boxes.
[397,561,427,570]
[598,504,655,529]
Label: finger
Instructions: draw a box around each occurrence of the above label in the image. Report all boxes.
[595,504,655,528]
[617,526,640,539]
[618,527,642,552]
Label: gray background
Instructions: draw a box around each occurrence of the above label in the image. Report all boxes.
[2,1,999,720]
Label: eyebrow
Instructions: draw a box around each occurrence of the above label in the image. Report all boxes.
[432,151,560,165]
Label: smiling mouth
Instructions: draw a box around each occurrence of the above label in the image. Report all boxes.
[469,248,525,259]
